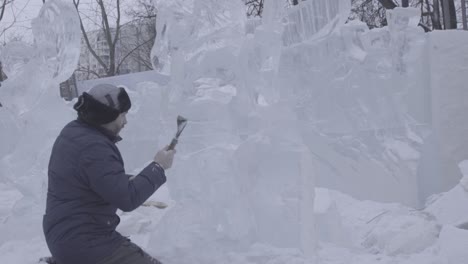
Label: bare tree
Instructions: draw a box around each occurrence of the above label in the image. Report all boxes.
[377,0,397,9]
[410,0,456,29]
[351,0,389,29]
[0,0,9,22]
[73,0,122,78]
[427,0,440,27]
[73,0,159,80]
[244,0,264,17]
[122,0,157,71]
[441,0,457,28]
[0,0,24,38]
[371,0,458,30]
[0,0,18,83]
[126,0,156,20]
[462,0,467,29]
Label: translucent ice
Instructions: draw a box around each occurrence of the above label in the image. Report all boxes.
[275,6,428,207]
[0,0,81,243]
[144,0,364,261]
[0,0,81,114]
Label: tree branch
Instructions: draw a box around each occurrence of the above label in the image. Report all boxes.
[76,66,101,78]
[113,0,120,47]
[0,0,20,38]
[98,0,112,53]
[73,0,108,72]
[116,36,153,73]
[0,0,7,22]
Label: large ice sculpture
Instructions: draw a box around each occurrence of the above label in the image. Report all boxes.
[277,7,427,207]
[0,0,81,244]
[281,0,351,46]
[145,0,366,262]
[418,31,468,204]
[148,1,250,262]
[0,1,80,114]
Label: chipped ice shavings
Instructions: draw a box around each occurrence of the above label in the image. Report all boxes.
[361,209,439,255]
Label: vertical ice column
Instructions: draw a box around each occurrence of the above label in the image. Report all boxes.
[281,0,351,46]
[386,7,424,74]
[233,105,317,257]
[418,30,468,203]
[151,0,245,100]
[387,7,429,125]
[231,0,355,257]
[148,0,254,263]
[0,0,81,243]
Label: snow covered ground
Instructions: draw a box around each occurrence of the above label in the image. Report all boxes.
[3,180,468,264]
[1,0,468,263]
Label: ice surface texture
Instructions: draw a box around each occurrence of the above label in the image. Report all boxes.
[0,0,81,244]
[146,0,353,263]
[2,0,468,263]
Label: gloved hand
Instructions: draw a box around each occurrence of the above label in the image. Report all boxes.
[153,146,176,170]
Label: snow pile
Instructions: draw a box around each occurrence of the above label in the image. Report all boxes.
[422,160,468,263]
[425,160,468,225]
[438,225,468,264]
[316,189,440,255]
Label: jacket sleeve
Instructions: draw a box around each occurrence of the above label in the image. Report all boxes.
[79,142,166,212]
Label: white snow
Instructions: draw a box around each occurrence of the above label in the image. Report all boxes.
[1,0,468,263]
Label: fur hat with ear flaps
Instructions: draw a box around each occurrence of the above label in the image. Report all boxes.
[73,83,131,125]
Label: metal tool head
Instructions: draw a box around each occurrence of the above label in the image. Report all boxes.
[167,115,188,150]
[175,115,187,138]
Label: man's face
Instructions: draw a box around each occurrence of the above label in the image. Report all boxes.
[103,112,127,136]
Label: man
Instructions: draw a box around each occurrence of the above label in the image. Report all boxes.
[43,83,175,264]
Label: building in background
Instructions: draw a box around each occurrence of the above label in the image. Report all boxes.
[75,20,155,81]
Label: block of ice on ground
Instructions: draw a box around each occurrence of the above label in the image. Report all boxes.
[424,161,468,226]
[438,226,468,264]
[319,189,439,256]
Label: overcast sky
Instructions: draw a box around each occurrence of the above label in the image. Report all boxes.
[0,0,43,42]
[0,0,135,43]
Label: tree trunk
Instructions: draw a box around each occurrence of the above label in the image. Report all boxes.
[441,0,457,29]
[462,0,468,30]
[433,0,443,29]
[0,0,7,22]
[377,0,397,9]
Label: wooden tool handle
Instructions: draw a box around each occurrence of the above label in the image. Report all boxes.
[167,138,178,150]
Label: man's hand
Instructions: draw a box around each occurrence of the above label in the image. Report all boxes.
[154,146,176,170]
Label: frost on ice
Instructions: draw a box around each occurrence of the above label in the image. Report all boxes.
[145,1,441,263]
[146,0,352,262]
[2,0,468,263]
[0,0,81,245]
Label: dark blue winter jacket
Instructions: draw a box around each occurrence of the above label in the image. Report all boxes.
[43,119,166,264]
